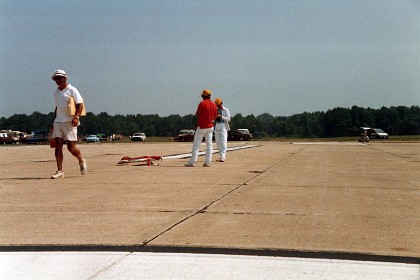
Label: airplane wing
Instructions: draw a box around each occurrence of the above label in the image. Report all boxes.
[118,156,162,164]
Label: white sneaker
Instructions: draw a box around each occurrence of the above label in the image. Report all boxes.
[184,162,196,167]
[51,171,64,179]
[80,158,87,175]
[203,163,211,167]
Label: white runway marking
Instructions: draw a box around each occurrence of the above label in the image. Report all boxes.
[0,252,418,280]
[292,142,366,146]
[163,144,259,159]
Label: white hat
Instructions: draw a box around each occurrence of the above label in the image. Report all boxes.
[51,69,67,80]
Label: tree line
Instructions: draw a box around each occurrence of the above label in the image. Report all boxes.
[1,105,419,138]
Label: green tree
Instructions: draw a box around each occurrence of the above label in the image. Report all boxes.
[272,116,290,137]
[230,113,244,130]
[256,113,274,135]
[322,107,352,137]
[1,105,419,138]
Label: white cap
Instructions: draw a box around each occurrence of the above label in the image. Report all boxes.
[51,69,67,80]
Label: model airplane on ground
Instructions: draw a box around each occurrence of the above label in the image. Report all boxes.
[118,155,162,166]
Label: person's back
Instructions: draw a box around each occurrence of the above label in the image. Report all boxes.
[197,98,217,129]
[185,89,217,167]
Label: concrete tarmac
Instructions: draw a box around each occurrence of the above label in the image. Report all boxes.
[0,141,419,277]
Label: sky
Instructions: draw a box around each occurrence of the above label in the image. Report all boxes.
[1,0,419,118]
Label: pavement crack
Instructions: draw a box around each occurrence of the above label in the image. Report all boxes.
[367,146,418,160]
[88,253,130,280]
[243,146,306,185]
[136,147,307,249]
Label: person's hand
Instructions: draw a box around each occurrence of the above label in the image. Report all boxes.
[72,116,79,127]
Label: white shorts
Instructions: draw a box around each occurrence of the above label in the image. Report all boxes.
[52,121,78,142]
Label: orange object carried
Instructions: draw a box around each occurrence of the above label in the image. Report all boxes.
[68,96,86,116]
[49,138,56,148]
[48,131,56,148]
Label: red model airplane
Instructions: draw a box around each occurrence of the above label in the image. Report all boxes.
[118,155,162,166]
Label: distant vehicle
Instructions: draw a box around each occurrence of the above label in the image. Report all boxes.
[2,130,24,143]
[360,127,389,139]
[85,135,100,142]
[22,134,48,144]
[131,132,146,141]
[369,128,389,139]
[19,133,30,143]
[0,132,16,144]
[236,129,250,134]
[228,129,252,141]
[96,133,107,141]
[174,129,195,142]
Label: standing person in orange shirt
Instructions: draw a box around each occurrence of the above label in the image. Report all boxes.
[185,89,218,167]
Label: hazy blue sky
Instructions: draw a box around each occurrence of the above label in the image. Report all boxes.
[1,0,419,118]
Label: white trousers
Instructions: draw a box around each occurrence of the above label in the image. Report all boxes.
[215,129,228,160]
[189,127,214,164]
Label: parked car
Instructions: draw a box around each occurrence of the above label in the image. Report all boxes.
[0,132,16,144]
[131,132,146,141]
[85,135,100,142]
[174,129,195,142]
[236,129,251,134]
[369,128,389,139]
[228,129,252,141]
[22,134,48,144]
[360,127,389,139]
[19,133,30,143]
[1,130,24,143]
[96,133,107,141]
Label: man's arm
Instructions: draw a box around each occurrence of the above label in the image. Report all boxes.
[222,108,231,122]
[71,103,83,126]
[51,107,57,131]
[75,103,83,117]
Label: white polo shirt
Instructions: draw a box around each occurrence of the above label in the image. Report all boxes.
[54,84,83,122]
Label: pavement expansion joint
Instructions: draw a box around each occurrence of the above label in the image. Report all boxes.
[3,245,417,264]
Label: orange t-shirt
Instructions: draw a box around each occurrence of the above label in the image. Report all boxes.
[196,99,218,129]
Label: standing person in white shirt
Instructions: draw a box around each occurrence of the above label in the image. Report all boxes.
[214,98,230,162]
[50,69,87,179]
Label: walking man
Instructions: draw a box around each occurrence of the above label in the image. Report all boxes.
[214,98,230,162]
[50,69,87,179]
[185,89,218,167]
